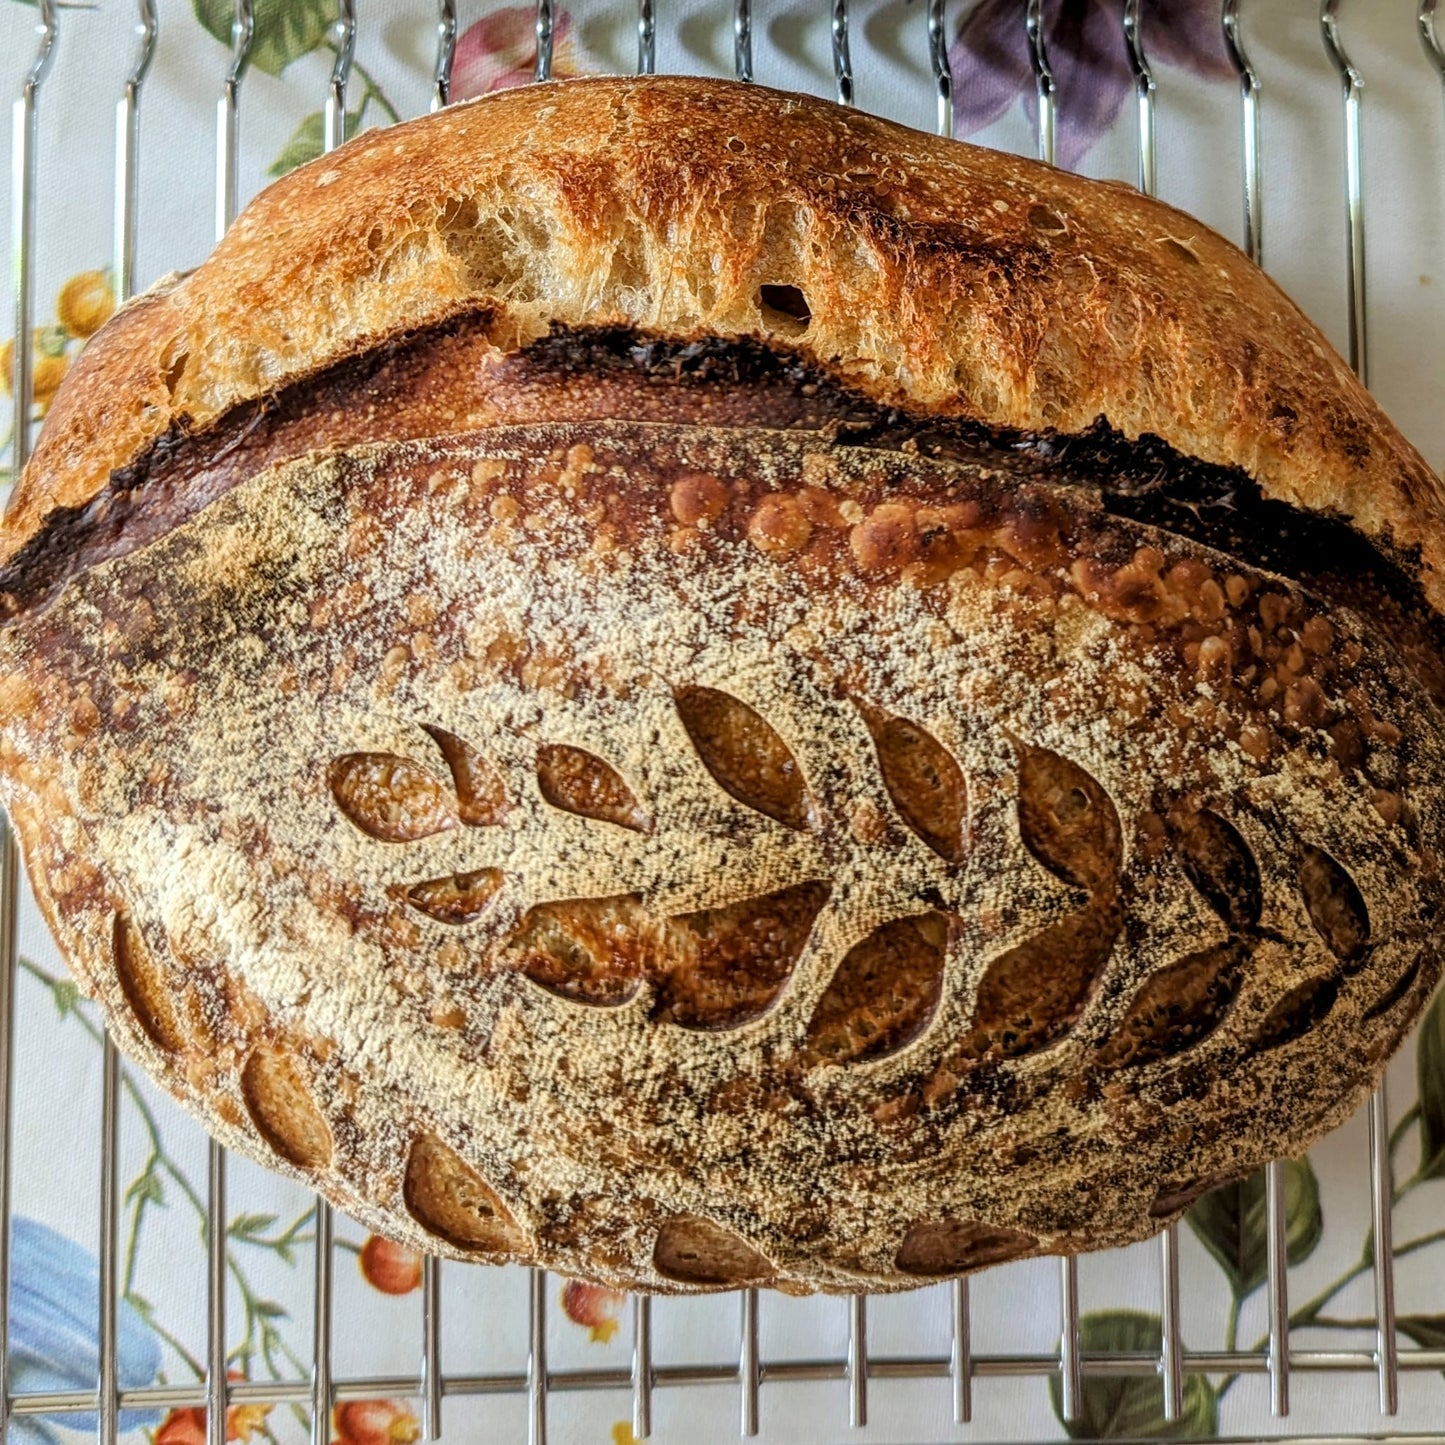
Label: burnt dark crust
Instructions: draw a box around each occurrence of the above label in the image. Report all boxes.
[3,318,1442,702]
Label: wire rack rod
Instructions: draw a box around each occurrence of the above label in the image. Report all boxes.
[1265,1160,1291,1415]
[113,0,156,304]
[432,0,457,110]
[949,1277,971,1424]
[847,1293,867,1428]
[1123,0,1156,196]
[739,1286,759,1437]
[1223,0,1263,265]
[734,0,752,83]
[927,0,951,139]
[16,1337,1445,1421]
[420,1254,442,1441]
[0,818,19,1445]
[527,1268,547,1445]
[2,11,57,1439]
[205,1143,227,1445]
[1026,0,1055,165]
[1321,0,1367,386]
[534,0,554,83]
[311,1201,335,1445]
[9,0,56,480]
[631,1294,652,1439]
[831,0,853,107]
[325,0,357,153]
[637,0,656,77]
[214,0,253,242]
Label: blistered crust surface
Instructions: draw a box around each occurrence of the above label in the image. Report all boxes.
[2,421,1439,1291]
[6,76,1444,614]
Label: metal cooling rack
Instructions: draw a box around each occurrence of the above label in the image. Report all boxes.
[3,2,1445,1442]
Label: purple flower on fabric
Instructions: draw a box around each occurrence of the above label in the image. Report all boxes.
[949,0,1234,170]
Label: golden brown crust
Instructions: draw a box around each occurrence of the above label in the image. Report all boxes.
[6,76,1444,610]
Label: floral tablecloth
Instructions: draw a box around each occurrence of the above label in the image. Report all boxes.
[3,2,1445,1442]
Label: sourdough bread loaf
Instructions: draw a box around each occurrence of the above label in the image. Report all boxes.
[1,76,1443,1293]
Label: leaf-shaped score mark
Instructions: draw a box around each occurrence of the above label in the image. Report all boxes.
[1048,1311,1217,1440]
[405,869,504,925]
[933,745,1124,1071]
[800,912,951,1068]
[964,898,1122,1061]
[500,883,829,1028]
[1167,806,1262,933]
[674,686,814,830]
[859,707,967,862]
[536,744,652,833]
[1250,973,1342,1055]
[1416,987,1445,1180]
[330,754,458,842]
[1015,741,1122,894]
[424,726,509,826]
[1184,1159,1322,1299]
[1093,940,1248,1071]
[1299,844,1370,966]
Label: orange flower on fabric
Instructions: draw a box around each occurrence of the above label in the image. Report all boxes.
[332,1399,421,1445]
[56,270,115,339]
[560,1280,624,1344]
[154,1370,271,1445]
[359,1234,424,1295]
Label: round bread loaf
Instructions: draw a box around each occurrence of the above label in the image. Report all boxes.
[2,76,1444,1294]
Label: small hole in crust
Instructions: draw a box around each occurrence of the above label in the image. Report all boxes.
[726,136,747,154]
[1161,237,1201,266]
[536,744,652,833]
[240,1050,333,1171]
[653,1216,773,1285]
[1299,845,1370,966]
[405,868,504,925]
[403,1133,525,1254]
[757,284,811,336]
[161,345,189,398]
[895,1220,1037,1277]
[113,913,185,1053]
[329,753,458,842]
[1028,204,1067,234]
[675,685,814,831]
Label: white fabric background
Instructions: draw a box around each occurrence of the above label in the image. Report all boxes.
[2,3,1445,1442]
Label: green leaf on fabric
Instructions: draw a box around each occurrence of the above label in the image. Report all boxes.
[1185,1158,1322,1298]
[268,107,363,177]
[49,979,79,1018]
[124,1169,165,1208]
[1048,1311,1217,1439]
[229,1212,280,1240]
[1417,988,1445,1179]
[193,0,332,78]
[1398,1315,1445,1382]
